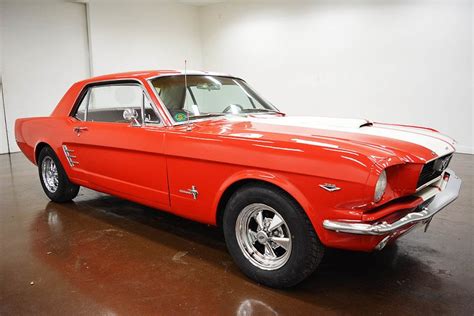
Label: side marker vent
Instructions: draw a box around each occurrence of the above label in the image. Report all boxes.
[62,145,79,167]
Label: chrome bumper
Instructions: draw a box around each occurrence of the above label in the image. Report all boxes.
[323,169,462,235]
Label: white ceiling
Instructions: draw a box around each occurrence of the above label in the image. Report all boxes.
[71,0,467,5]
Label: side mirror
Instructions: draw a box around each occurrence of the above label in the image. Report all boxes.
[123,108,141,126]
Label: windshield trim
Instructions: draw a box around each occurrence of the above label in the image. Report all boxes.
[146,75,281,127]
[146,72,244,81]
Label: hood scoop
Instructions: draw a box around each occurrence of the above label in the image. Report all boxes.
[359,121,373,128]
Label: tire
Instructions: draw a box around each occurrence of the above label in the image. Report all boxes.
[223,183,324,288]
[38,146,80,202]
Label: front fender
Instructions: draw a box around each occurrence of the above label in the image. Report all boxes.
[212,169,317,228]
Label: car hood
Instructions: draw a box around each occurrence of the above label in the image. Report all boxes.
[192,115,456,164]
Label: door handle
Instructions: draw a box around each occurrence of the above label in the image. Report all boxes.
[73,126,88,136]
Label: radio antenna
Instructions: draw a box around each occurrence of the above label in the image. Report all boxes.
[184,59,192,131]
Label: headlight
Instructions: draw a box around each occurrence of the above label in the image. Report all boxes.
[374,170,387,202]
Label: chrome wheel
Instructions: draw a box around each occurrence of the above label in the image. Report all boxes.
[41,156,59,193]
[235,203,292,270]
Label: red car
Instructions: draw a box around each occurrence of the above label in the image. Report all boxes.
[15,70,462,287]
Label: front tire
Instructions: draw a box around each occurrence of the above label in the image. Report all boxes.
[38,146,80,202]
[223,183,324,288]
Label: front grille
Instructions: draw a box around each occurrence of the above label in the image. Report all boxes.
[417,154,452,188]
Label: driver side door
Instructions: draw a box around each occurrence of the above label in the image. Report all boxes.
[63,81,169,209]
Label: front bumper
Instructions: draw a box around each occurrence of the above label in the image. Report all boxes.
[323,169,461,237]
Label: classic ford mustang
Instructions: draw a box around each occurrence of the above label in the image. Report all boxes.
[15,70,461,287]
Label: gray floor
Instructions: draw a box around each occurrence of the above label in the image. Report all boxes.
[1,152,473,315]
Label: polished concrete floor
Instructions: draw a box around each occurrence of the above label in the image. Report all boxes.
[1,152,473,315]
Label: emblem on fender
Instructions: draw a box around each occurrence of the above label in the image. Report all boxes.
[319,183,341,192]
[179,185,199,199]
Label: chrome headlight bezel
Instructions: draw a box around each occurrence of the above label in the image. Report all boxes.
[374,170,387,202]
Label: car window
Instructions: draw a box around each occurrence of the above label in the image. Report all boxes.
[144,94,160,124]
[151,75,277,122]
[189,84,254,113]
[74,84,160,124]
[75,90,89,121]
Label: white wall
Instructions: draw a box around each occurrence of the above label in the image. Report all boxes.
[0,1,3,79]
[1,0,90,152]
[200,0,473,154]
[88,1,203,76]
[0,0,3,79]
[0,86,8,154]
[472,0,474,151]
[0,0,203,153]
[0,2,7,154]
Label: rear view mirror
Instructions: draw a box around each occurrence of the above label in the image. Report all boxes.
[196,83,221,91]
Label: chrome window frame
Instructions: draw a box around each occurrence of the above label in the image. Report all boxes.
[70,78,164,127]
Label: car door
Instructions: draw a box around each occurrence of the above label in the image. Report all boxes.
[63,81,169,209]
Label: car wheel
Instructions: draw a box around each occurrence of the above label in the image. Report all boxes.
[38,146,80,202]
[223,183,324,288]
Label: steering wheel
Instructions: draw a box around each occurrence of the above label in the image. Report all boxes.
[222,104,244,113]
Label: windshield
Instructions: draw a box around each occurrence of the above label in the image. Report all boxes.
[150,75,278,122]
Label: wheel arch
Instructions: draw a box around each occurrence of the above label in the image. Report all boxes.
[34,141,52,165]
[214,170,314,228]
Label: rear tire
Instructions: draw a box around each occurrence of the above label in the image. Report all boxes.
[223,183,324,288]
[38,146,80,202]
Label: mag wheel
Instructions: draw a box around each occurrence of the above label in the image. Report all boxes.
[223,183,324,288]
[38,146,80,202]
[41,156,59,193]
[235,203,292,270]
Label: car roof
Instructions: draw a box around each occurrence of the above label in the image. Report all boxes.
[80,70,241,84]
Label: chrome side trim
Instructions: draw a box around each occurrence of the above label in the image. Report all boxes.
[62,145,79,167]
[323,169,461,235]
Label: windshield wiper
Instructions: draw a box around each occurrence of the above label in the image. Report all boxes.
[188,109,284,120]
[190,113,226,119]
[242,108,285,115]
